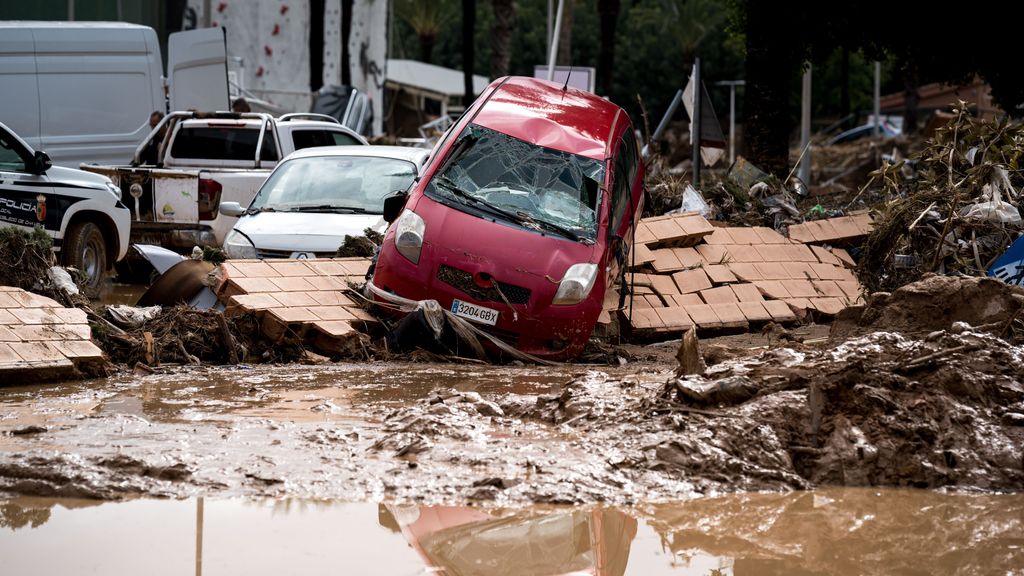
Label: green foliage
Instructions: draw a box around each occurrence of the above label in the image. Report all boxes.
[0,225,55,291]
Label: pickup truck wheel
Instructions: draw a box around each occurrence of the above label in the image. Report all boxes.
[63,221,108,296]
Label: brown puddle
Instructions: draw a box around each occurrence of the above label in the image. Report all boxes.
[1,488,1022,575]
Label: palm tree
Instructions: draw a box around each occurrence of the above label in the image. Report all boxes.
[491,0,516,78]
[556,0,575,66]
[396,0,449,63]
[462,0,476,107]
[597,0,621,94]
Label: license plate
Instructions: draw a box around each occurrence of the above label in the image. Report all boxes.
[450,299,499,326]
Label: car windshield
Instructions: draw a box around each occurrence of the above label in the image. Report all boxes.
[250,155,417,213]
[428,124,604,242]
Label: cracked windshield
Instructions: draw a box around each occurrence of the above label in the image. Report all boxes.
[250,156,417,213]
[430,124,604,242]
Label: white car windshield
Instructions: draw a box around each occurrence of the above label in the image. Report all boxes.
[250,155,417,214]
[428,124,605,243]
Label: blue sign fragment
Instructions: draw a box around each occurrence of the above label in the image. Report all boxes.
[988,236,1024,286]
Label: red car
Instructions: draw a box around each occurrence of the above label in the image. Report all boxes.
[369,76,644,360]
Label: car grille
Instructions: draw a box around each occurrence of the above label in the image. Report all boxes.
[436,264,531,305]
[256,248,337,259]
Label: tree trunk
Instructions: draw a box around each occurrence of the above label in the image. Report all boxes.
[462,0,476,108]
[742,0,794,178]
[839,47,850,128]
[310,0,325,91]
[418,34,435,64]
[490,0,515,78]
[597,0,620,95]
[556,0,575,66]
[902,65,919,134]
[341,0,353,85]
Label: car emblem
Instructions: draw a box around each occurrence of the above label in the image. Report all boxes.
[35,194,46,222]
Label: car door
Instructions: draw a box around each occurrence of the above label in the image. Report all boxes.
[167,27,229,113]
[0,126,56,236]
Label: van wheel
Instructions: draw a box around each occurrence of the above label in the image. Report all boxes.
[63,221,108,296]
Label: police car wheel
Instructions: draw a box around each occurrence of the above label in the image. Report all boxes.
[63,221,107,295]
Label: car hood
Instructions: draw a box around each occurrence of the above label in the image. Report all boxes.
[47,165,114,191]
[234,211,387,253]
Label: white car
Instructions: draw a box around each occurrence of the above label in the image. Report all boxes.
[220,146,430,259]
[0,121,130,294]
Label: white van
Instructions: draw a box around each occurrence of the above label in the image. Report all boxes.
[0,22,228,169]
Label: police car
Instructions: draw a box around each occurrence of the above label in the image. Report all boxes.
[0,121,130,294]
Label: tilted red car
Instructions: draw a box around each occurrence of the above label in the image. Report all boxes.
[369,76,644,360]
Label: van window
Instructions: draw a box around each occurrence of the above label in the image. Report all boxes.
[291,129,361,150]
[610,130,639,232]
[170,127,279,162]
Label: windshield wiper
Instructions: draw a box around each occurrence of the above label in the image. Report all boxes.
[246,206,276,215]
[285,205,371,214]
[513,211,587,243]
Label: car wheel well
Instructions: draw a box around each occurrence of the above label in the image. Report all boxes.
[66,210,118,270]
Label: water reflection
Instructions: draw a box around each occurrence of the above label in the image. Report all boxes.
[1,489,1022,575]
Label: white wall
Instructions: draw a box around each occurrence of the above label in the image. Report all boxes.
[323,0,387,135]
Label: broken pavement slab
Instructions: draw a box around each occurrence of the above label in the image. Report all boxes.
[0,287,104,384]
[216,258,378,356]
[787,213,873,245]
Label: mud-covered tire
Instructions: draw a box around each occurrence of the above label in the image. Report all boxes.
[62,220,108,296]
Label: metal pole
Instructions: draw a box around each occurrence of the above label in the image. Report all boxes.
[67,0,74,20]
[691,57,701,188]
[202,0,211,27]
[798,63,812,188]
[547,0,553,50]
[195,498,204,576]
[641,89,683,159]
[873,61,881,136]
[546,0,565,82]
[728,85,736,165]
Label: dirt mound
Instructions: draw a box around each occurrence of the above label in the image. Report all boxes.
[832,274,1024,340]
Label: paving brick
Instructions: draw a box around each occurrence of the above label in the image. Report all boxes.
[695,244,730,264]
[305,276,350,291]
[9,308,61,325]
[702,227,734,244]
[810,245,841,266]
[811,297,847,315]
[787,223,816,244]
[308,306,356,321]
[632,295,653,309]
[782,261,817,280]
[650,274,679,296]
[0,326,19,342]
[52,308,88,324]
[654,307,694,330]
[671,293,704,307]
[304,260,349,277]
[634,223,656,245]
[726,227,762,245]
[727,263,763,282]
[0,342,22,363]
[308,291,356,307]
[271,291,319,307]
[851,213,874,233]
[682,304,722,328]
[829,216,863,239]
[228,293,281,311]
[627,308,660,329]
[230,277,280,293]
[787,244,820,263]
[731,283,764,302]
[269,277,318,292]
[673,247,705,268]
[0,309,19,324]
[809,263,845,281]
[832,248,856,269]
[762,300,798,322]
[754,262,789,280]
[645,218,685,242]
[9,292,61,308]
[755,244,790,262]
[650,249,683,272]
[268,261,316,277]
[784,298,814,313]
[9,341,65,363]
[728,244,763,262]
[339,259,372,277]
[633,242,656,265]
[672,268,713,294]
[313,320,355,337]
[836,281,863,299]
[809,219,840,242]
[700,286,739,304]
[268,307,320,323]
[753,281,791,299]
[812,280,845,298]
[737,301,772,322]
[835,267,859,283]
[13,324,90,341]
[704,264,737,284]
[231,261,281,278]
[221,262,246,279]
[644,295,668,308]
[753,227,788,244]
[711,302,748,327]
[52,339,104,360]
[781,279,818,298]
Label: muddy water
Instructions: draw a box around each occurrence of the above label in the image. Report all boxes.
[1,489,1022,575]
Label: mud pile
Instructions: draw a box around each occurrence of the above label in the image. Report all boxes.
[832,274,1024,341]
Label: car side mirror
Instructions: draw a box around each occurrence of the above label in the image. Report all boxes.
[30,151,51,175]
[382,191,408,224]
[219,201,246,217]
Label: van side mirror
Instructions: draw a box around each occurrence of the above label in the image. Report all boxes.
[219,201,246,217]
[30,151,52,175]
[383,191,408,224]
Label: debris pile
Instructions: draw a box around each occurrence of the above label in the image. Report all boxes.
[860,108,1024,291]
[620,211,864,338]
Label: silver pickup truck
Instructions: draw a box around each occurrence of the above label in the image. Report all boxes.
[82,111,367,252]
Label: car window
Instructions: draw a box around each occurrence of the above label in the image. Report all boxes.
[170,126,278,161]
[249,156,417,214]
[0,129,29,173]
[610,131,639,233]
[291,129,361,150]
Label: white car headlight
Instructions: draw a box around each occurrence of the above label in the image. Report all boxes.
[552,263,598,305]
[223,229,257,259]
[394,209,425,264]
[105,181,122,200]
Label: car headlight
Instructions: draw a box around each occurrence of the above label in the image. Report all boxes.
[223,229,257,259]
[105,181,122,200]
[394,209,425,264]
[552,263,598,305]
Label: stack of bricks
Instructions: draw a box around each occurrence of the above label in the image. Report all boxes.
[0,287,104,382]
[622,211,868,337]
[786,212,873,245]
[215,258,378,355]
